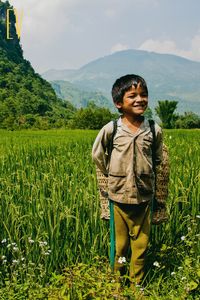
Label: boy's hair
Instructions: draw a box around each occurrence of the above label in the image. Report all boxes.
[111,74,148,112]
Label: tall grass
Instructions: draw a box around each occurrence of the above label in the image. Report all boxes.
[0,129,199,287]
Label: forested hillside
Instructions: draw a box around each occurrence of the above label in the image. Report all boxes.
[0,1,74,129]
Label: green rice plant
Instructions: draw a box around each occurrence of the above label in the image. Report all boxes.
[0,129,199,293]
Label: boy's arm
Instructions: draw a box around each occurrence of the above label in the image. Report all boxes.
[92,122,113,176]
[155,124,163,165]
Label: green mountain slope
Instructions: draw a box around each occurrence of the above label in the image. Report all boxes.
[51,80,112,110]
[0,1,71,129]
[43,50,200,114]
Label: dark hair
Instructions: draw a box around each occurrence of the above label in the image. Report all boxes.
[111,74,148,111]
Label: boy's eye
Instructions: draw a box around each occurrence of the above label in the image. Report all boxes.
[129,94,136,98]
[141,93,148,98]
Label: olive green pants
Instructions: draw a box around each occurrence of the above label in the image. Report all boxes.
[113,201,151,285]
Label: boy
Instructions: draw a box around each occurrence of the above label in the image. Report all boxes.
[92,74,163,287]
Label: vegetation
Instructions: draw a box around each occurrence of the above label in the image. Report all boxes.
[52,80,113,110]
[0,129,199,299]
[155,100,178,128]
[0,1,74,130]
[175,112,200,129]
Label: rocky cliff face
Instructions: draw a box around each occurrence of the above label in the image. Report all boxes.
[0,1,23,62]
[0,1,67,130]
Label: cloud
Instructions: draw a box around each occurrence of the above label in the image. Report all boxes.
[138,35,200,62]
[110,43,129,53]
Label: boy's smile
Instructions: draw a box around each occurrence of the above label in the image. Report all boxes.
[115,83,148,117]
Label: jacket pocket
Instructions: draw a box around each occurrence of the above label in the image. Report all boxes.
[136,173,154,196]
[108,173,126,194]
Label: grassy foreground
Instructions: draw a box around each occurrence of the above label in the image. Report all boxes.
[0,129,199,299]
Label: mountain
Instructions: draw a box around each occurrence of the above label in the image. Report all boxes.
[0,1,71,129]
[42,50,200,114]
[51,80,112,109]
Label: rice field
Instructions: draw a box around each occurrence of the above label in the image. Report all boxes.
[0,129,199,298]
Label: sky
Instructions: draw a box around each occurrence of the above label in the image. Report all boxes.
[6,0,200,73]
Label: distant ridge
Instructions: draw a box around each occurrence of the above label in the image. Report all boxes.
[42,49,200,114]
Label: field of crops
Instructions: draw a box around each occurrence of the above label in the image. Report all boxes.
[0,129,199,299]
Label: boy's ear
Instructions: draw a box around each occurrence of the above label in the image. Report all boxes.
[115,102,123,109]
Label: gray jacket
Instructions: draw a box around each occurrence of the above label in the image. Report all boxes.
[92,117,163,204]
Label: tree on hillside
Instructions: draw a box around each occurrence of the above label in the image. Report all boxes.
[155,100,178,128]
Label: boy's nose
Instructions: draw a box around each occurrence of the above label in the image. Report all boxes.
[135,95,143,102]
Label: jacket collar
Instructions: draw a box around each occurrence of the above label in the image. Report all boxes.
[118,116,150,136]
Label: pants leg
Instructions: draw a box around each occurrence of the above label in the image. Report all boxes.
[114,203,129,275]
[114,202,150,284]
[129,203,150,285]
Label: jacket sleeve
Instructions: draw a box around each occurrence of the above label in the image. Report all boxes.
[155,123,163,165]
[92,121,113,175]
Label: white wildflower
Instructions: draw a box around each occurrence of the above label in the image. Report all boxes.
[187,227,191,231]
[1,255,6,260]
[28,238,34,244]
[1,239,7,244]
[181,236,186,241]
[11,242,17,246]
[196,215,200,219]
[171,272,176,276]
[153,261,160,268]
[2,260,7,264]
[118,256,126,264]
[178,266,183,270]
[13,247,19,252]
[39,241,48,247]
[181,277,187,280]
[12,259,19,265]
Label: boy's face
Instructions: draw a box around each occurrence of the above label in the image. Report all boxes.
[115,83,148,117]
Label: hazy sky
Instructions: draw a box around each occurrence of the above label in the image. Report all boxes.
[7,0,200,73]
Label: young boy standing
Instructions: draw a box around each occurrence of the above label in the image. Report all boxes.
[92,74,163,287]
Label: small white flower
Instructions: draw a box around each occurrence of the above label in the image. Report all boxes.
[1,255,6,260]
[7,244,11,248]
[118,256,126,264]
[171,272,176,276]
[28,238,34,244]
[181,277,187,280]
[181,236,186,241]
[196,215,200,219]
[39,241,48,247]
[187,227,191,231]
[2,259,7,264]
[13,247,19,252]
[44,252,50,256]
[178,266,183,270]
[1,239,7,244]
[21,257,25,261]
[153,261,160,267]
[12,259,19,265]
[11,242,17,246]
